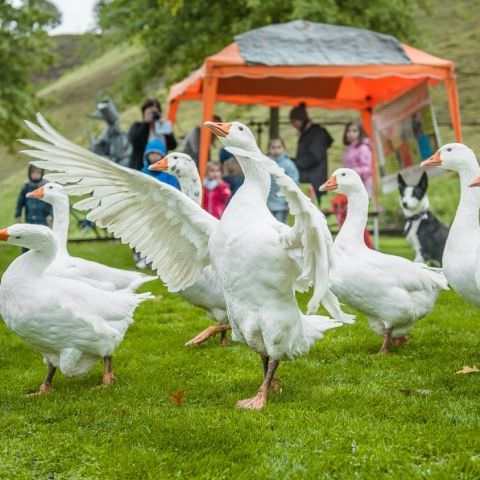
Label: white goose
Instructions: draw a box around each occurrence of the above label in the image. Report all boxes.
[421,143,480,305]
[27,182,156,292]
[0,224,152,394]
[149,153,230,346]
[320,168,448,353]
[21,115,352,409]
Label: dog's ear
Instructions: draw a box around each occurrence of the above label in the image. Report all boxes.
[397,173,407,194]
[418,172,428,192]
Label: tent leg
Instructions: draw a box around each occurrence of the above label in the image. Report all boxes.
[167,99,178,126]
[361,108,379,210]
[269,107,279,140]
[445,76,462,143]
[199,74,218,179]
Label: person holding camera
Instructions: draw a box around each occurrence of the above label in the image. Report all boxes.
[128,98,177,171]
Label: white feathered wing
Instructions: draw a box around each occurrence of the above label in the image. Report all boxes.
[20,113,218,293]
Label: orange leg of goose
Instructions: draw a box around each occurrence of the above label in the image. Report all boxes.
[236,356,280,410]
[27,362,56,396]
[102,356,115,386]
[378,328,393,354]
[185,324,231,346]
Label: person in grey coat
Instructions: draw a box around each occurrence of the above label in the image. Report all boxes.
[290,102,333,204]
[266,138,299,223]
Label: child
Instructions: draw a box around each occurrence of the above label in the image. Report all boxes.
[266,138,299,223]
[202,162,231,219]
[341,120,374,248]
[15,164,52,226]
[142,138,179,188]
[343,120,373,196]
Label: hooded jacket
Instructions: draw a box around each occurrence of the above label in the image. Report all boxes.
[141,138,180,189]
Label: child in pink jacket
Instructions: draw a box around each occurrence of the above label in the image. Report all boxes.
[343,120,373,196]
[202,162,231,219]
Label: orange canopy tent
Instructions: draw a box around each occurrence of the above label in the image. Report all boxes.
[167,21,461,188]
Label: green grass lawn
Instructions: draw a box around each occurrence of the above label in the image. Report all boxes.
[0,237,479,479]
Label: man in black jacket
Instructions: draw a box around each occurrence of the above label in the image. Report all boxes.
[290,102,333,203]
[128,98,177,170]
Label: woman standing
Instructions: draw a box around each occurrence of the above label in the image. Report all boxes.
[289,102,333,204]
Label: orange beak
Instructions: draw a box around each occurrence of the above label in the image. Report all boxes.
[204,121,232,137]
[26,186,45,199]
[149,157,168,171]
[421,150,442,168]
[0,228,9,241]
[319,175,338,192]
[469,176,480,188]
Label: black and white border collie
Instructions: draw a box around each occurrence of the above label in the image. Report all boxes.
[397,172,449,266]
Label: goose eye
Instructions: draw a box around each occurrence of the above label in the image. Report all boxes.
[173,156,178,159]
[15,236,21,239]
[446,147,452,152]
[238,126,244,131]
[341,173,346,177]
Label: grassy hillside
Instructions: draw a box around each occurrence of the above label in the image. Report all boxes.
[1,0,479,229]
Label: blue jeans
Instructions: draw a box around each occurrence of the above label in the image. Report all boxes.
[271,210,288,223]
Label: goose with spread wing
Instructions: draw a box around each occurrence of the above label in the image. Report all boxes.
[320,168,448,353]
[21,115,351,409]
[0,224,152,394]
[149,153,229,346]
[27,182,156,292]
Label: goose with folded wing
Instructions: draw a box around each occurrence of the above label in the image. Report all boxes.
[0,224,152,394]
[320,168,448,353]
[21,115,352,409]
[27,182,156,292]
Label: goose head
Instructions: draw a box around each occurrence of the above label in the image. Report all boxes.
[149,152,198,181]
[421,143,478,173]
[0,223,55,251]
[27,182,67,205]
[205,121,258,152]
[319,168,365,195]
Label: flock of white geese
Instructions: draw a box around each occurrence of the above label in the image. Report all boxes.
[0,114,478,409]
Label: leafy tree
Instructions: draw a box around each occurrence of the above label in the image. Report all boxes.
[0,0,60,147]
[96,0,428,97]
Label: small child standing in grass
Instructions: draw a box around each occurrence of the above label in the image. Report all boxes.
[202,162,231,219]
[267,138,299,223]
[15,164,52,226]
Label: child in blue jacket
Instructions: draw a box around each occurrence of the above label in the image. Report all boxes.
[142,138,179,189]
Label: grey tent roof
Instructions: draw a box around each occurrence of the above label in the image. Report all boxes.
[235,20,411,66]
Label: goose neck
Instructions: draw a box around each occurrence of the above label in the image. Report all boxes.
[336,189,369,247]
[454,165,480,232]
[179,173,202,205]
[51,197,70,253]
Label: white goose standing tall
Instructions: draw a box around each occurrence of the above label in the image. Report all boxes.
[21,115,352,409]
[422,143,480,305]
[320,168,448,352]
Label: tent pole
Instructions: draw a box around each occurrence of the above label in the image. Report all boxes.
[361,107,380,249]
[361,108,379,207]
[445,73,462,143]
[199,71,218,179]
[167,99,178,126]
[269,107,279,140]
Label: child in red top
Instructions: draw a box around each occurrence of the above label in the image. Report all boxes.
[202,162,231,219]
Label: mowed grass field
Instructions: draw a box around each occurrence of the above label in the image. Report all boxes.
[0,234,480,478]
